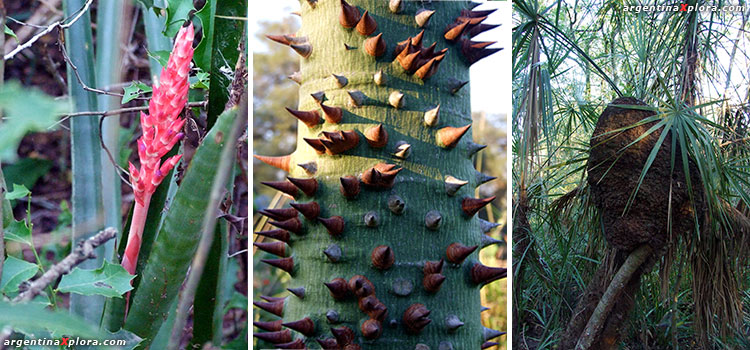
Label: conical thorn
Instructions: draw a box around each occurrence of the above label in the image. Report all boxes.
[356,10,377,36]
[462,196,495,216]
[254,154,291,172]
[261,257,295,274]
[437,124,471,148]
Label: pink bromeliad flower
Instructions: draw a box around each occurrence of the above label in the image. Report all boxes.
[122,23,194,276]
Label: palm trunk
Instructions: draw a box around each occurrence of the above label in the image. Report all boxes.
[254,1,503,348]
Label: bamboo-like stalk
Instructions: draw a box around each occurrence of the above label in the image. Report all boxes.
[0,0,6,286]
[95,0,125,261]
[63,0,105,323]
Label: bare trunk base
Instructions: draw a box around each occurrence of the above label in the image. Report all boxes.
[561,245,652,349]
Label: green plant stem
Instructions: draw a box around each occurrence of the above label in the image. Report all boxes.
[167,102,245,350]
[575,244,652,350]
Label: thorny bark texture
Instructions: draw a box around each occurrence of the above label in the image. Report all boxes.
[253,1,504,349]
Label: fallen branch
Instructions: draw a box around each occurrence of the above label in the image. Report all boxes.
[575,244,653,350]
[13,227,117,303]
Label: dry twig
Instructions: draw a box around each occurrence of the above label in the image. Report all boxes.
[12,227,117,303]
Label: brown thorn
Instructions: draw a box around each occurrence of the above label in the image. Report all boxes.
[261,257,295,274]
[255,229,291,243]
[253,299,285,317]
[364,124,388,148]
[253,329,291,343]
[471,263,507,284]
[339,0,361,28]
[324,278,350,300]
[371,245,395,270]
[254,319,283,332]
[289,201,320,220]
[261,180,298,197]
[269,217,303,234]
[253,241,288,257]
[285,107,321,128]
[287,177,318,196]
[254,154,291,172]
[446,243,478,264]
[437,124,472,148]
[258,208,298,222]
[364,33,386,57]
[340,176,361,198]
[461,196,496,216]
[319,216,345,236]
[356,10,377,36]
[304,138,327,154]
[282,317,315,336]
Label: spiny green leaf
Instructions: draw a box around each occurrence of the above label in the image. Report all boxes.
[57,261,135,298]
[0,301,99,337]
[4,219,32,246]
[121,81,152,104]
[164,0,195,37]
[0,81,69,162]
[0,256,38,295]
[5,184,30,200]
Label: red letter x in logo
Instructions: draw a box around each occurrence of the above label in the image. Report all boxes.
[61,338,69,345]
[679,3,688,11]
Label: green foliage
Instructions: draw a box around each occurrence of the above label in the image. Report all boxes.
[2,158,53,191]
[0,82,68,162]
[164,0,195,37]
[0,256,39,295]
[3,219,32,246]
[124,107,238,344]
[4,184,29,200]
[4,24,17,41]
[205,0,245,127]
[57,261,135,298]
[194,0,217,73]
[121,81,153,104]
[0,301,99,337]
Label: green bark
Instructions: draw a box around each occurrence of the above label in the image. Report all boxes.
[255,1,502,349]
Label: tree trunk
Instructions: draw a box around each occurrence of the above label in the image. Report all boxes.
[253,1,503,349]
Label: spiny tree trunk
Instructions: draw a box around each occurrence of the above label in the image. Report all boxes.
[253,0,504,349]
